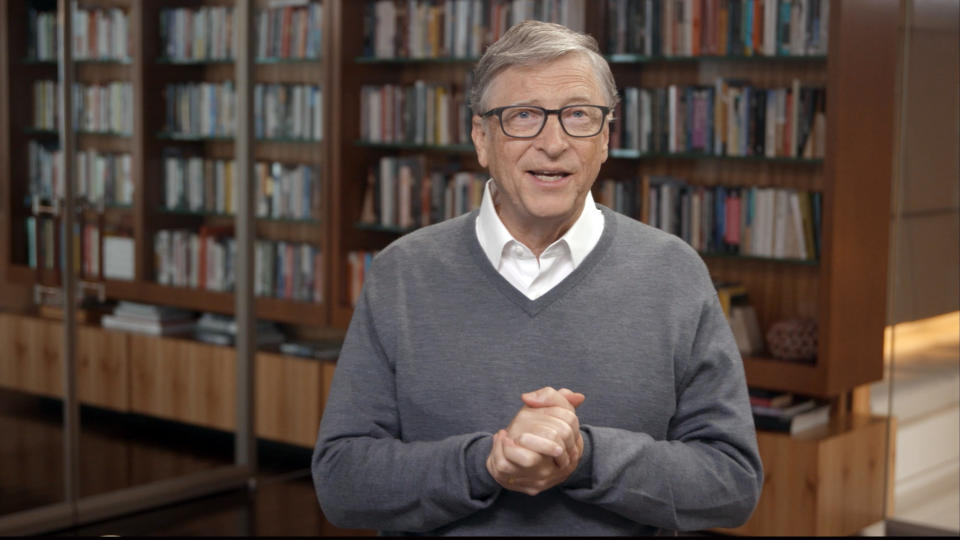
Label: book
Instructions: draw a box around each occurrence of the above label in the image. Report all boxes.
[276,339,342,360]
[101,314,196,336]
[753,402,831,434]
[749,388,794,408]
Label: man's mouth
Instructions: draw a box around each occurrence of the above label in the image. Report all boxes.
[528,170,571,182]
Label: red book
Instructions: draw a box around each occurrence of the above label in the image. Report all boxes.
[281,6,293,59]
[284,243,294,299]
[692,0,702,56]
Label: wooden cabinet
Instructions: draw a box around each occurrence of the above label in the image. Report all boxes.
[0,313,333,447]
[256,352,326,448]
[716,415,893,536]
[76,325,128,411]
[128,334,237,431]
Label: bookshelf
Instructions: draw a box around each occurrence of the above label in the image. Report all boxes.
[322,0,898,535]
[586,0,897,400]
[1,0,332,326]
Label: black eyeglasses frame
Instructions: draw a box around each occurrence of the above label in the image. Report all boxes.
[478,104,612,139]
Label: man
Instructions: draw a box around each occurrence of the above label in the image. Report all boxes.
[313,21,762,535]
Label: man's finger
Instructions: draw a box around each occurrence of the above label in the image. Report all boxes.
[521,386,581,410]
[515,432,563,458]
[558,388,586,408]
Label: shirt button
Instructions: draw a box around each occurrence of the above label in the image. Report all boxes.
[513,245,524,256]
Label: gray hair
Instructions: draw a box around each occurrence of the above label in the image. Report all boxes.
[469,20,619,114]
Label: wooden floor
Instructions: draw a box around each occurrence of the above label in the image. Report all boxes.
[0,389,373,536]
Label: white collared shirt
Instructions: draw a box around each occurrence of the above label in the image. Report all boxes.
[475,179,605,300]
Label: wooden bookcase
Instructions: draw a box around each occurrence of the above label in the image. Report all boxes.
[0,0,900,535]
[323,0,900,536]
[0,0,331,327]
[328,0,899,398]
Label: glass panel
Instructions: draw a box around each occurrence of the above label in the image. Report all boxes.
[871,0,960,535]
[74,0,236,503]
[250,0,328,478]
[0,0,68,522]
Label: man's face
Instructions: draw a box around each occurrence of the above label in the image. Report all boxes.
[471,53,609,233]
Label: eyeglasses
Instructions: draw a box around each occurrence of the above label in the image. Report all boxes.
[479,104,611,139]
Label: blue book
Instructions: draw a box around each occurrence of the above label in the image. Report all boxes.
[811,191,822,259]
[778,0,792,56]
[26,217,36,269]
[744,0,754,55]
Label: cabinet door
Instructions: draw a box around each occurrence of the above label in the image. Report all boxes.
[0,313,19,390]
[128,335,236,431]
[77,326,128,411]
[255,353,325,447]
[8,316,63,398]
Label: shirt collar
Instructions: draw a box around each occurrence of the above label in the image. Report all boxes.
[475,178,604,268]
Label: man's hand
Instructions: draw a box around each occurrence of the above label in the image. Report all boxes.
[485,387,586,496]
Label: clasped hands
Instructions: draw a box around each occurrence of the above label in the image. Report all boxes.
[485,386,585,496]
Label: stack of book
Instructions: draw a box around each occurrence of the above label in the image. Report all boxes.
[101,301,196,336]
[272,339,342,361]
[193,312,285,347]
[749,388,831,435]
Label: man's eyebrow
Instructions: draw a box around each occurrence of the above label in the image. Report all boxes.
[507,97,597,107]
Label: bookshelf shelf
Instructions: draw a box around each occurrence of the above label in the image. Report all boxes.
[102,280,325,327]
[158,208,322,226]
[609,148,824,164]
[355,56,479,64]
[606,54,828,64]
[24,128,133,138]
[354,221,416,235]
[22,57,133,65]
[157,133,323,144]
[698,251,819,266]
[155,58,234,65]
[355,141,475,153]
[256,57,323,64]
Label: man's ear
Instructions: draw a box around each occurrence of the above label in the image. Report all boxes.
[471,115,489,168]
[600,114,611,164]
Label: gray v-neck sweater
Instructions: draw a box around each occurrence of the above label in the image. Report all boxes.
[312,206,762,536]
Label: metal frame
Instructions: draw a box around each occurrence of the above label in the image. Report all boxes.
[0,0,258,533]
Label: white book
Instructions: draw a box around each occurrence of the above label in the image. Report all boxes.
[763,0,777,55]
[640,89,651,153]
[102,314,196,336]
[454,0,469,57]
[103,236,135,281]
[794,0,808,55]
[374,0,396,57]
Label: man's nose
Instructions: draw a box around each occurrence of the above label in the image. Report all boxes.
[535,113,569,154]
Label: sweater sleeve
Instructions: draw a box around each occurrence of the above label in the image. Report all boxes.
[562,288,764,531]
[311,281,501,532]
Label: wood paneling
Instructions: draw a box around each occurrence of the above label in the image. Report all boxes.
[128,335,236,431]
[255,353,327,447]
[76,326,128,411]
[716,415,891,536]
